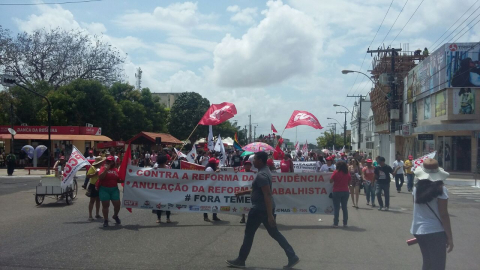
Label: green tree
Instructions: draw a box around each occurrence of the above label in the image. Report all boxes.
[316,131,351,150]
[48,79,123,139]
[168,92,210,143]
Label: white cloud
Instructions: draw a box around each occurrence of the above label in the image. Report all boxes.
[227,6,258,25]
[114,2,222,34]
[14,4,80,32]
[155,43,211,62]
[167,36,217,52]
[81,22,107,35]
[212,0,323,88]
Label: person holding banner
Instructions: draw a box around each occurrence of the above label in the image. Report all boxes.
[204,158,221,222]
[280,154,294,173]
[330,161,350,227]
[154,155,172,224]
[227,152,299,269]
[96,156,122,227]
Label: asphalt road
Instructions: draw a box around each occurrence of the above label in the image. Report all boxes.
[1,177,480,270]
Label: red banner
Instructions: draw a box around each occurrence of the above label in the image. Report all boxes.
[284,110,323,130]
[271,124,278,133]
[180,160,205,171]
[198,102,237,125]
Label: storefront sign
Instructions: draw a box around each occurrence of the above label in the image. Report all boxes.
[418,134,434,140]
[402,124,412,136]
[97,141,124,149]
[122,167,334,215]
[0,126,102,135]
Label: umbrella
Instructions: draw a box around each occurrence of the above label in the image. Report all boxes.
[242,142,275,153]
[240,151,254,157]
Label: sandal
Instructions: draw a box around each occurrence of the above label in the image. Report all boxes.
[95,215,102,219]
[204,218,211,222]
[166,219,171,223]
[156,219,161,224]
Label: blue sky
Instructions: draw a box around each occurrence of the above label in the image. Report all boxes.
[1,0,479,144]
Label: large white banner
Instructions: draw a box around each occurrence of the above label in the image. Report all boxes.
[221,161,318,173]
[123,166,333,215]
[61,146,90,189]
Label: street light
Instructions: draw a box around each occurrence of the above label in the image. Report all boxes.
[333,104,352,114]
[341,70,375,85]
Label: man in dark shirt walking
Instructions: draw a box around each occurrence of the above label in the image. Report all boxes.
[374,156,394,211]
[226,151,299,269]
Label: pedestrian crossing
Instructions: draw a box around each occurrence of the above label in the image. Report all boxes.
[448,186,480,203]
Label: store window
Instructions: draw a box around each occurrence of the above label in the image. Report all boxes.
[435,91,446,117]
[412,101,417,122]
[437,136,471,172]
[424,96,431,120]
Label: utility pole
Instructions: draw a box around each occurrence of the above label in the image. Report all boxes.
[248,112,252,143]
[367,47,401,164]
[253,124,258,142]
[244,125,247,144]
[336,111,348,147]
[347,95,366,151]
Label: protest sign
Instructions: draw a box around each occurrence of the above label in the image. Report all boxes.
[180,160,205,171]
[123,167,333,215]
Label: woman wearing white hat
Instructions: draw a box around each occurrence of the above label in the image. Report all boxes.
[410,158,453,270]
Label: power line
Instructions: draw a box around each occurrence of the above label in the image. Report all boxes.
[380,0,409,45]
[430,0,480,50]
[432,5,480,52]
[389,0,425,46]
[0,0,102,5]
[343,0,395,104]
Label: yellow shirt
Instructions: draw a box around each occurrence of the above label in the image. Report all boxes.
[404,160,413,174]
[88,165,100,184]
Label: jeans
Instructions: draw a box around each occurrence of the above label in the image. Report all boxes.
[407,174,414,191]
[395,174,404,191]
[364,182,375,204]
[238,208,296,261]
[375,183,390,208]
[332,191,349,226]
[157,210,171,219]
[414,232,447,270]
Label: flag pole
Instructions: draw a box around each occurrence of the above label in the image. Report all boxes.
[173,123,200,162]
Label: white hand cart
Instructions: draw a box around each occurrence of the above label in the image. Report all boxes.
[35,175,78,205]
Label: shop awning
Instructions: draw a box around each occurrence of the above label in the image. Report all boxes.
[127,132,182,145]
[0,134,112,141]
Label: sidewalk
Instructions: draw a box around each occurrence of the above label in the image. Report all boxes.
[0,168,86,178]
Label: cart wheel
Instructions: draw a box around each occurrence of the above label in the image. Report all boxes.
[72,180,78,199]
[66,193,71,205]
[35,195,45,205]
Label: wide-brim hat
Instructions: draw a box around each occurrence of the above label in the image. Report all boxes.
[414,158,449,181]
[92,156,106,166]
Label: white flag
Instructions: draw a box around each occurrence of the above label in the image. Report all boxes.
[295,141,300,152]
[339,145,345,153]
[413,151,437,170]
[302,140,308,156]
[186,146,197,163]
[215,135,227,166]
[61,146,90,189]
[174,148,188,159]
[207,125,214,151]
[332,145,336,156]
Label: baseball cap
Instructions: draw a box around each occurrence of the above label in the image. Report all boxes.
[59,156,65,160]
[244,160,252,165]
[208,157,217,164]
[88,150,94,154]
[366,159,373,163]
[408,155,413,160]
[326,156,333,161]
[266,159,274,167]
[106,156,115,161]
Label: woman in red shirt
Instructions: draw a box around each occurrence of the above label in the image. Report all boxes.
[96,156,122,227]
[280,154,294,173]
[330,161,350,227]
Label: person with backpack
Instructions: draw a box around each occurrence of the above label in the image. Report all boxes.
[411,158,453,270]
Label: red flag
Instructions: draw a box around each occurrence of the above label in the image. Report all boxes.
[285,110,323,130]
[273,137,285,160]
[271,124,278,133]
[198,102,237,125]
[118,143,132,213]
